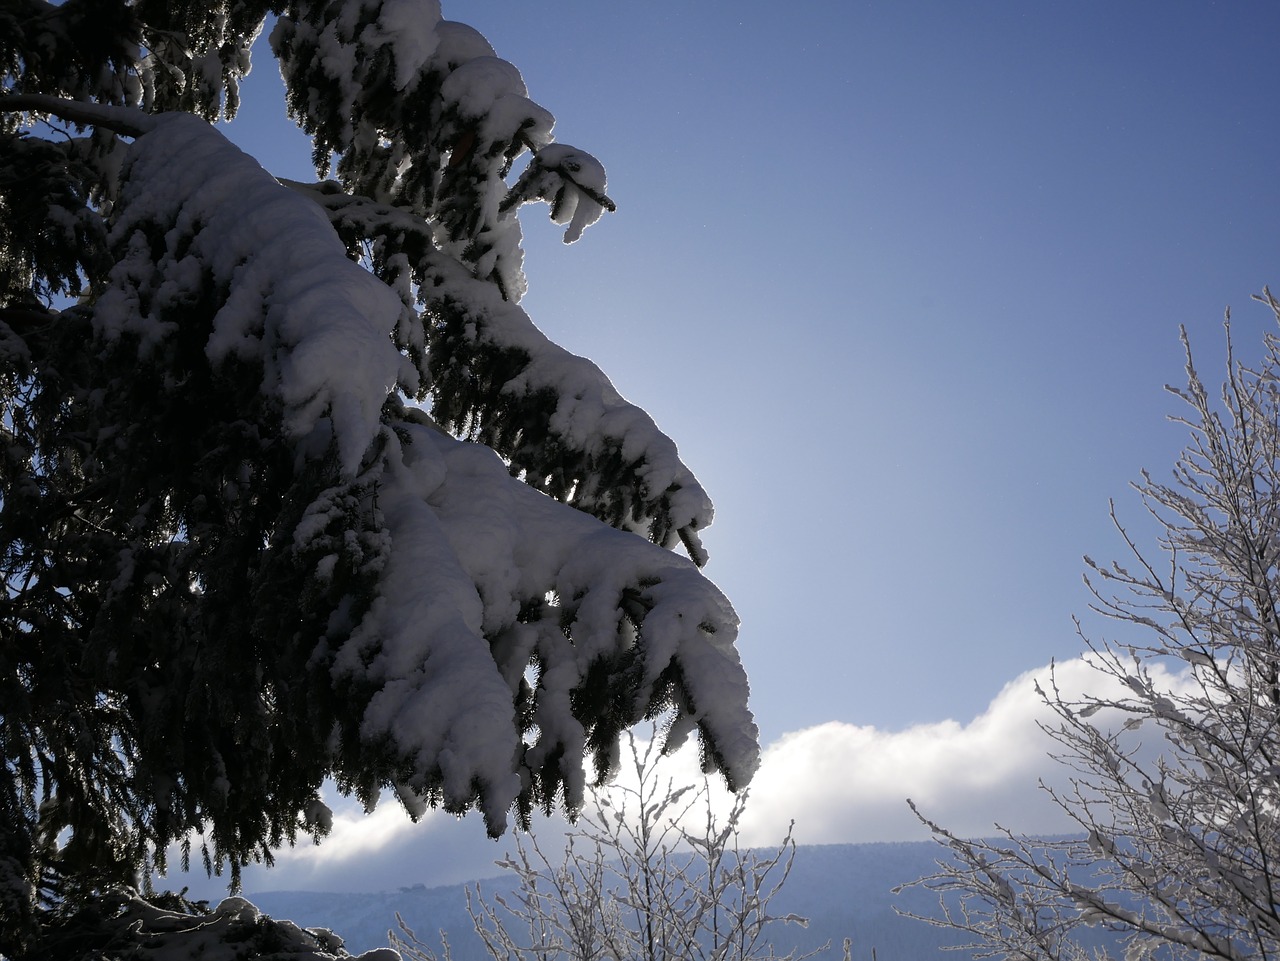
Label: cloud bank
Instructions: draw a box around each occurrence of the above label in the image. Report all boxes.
[173,655,1183,898]
[733,662,1082,848]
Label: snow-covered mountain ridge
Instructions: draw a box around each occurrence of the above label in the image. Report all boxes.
[241,840,977,960]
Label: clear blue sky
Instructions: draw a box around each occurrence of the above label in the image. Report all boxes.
[228,2,1280,744]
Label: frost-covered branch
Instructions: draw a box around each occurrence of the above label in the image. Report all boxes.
[397,731,830,961]
[902,296,1280,960]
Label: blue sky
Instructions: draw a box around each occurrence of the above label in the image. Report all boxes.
[200,1,1280,892]
[406,2,1280,738]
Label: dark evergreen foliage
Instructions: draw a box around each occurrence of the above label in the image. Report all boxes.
[0,2,756,955]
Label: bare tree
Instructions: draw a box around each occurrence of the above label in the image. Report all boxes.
[899,291,1280,960]
[395,730,840,961]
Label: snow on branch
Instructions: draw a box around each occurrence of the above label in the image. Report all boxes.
[288,178,715,562]
[95,109,753,831]
[272,1,615,302]
[0,93,157,136]
[97,111,412,476]
[1,2,754,944]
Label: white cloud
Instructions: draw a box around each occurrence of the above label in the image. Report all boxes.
[170,654,1192,899]
[731,662,1081,848]
[728,653,1197,849]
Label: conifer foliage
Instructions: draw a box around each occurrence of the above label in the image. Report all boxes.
[0,0,758,950]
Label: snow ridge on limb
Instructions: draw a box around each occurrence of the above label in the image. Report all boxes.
[97,111,413,475]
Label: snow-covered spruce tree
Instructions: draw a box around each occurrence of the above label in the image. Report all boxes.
[0,0,757,952]
[394,730,831,961]
[901,294,1280,960]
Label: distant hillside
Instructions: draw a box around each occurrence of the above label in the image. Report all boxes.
[244,840,982,960]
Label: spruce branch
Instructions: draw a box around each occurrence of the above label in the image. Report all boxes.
[0,94,156,137]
